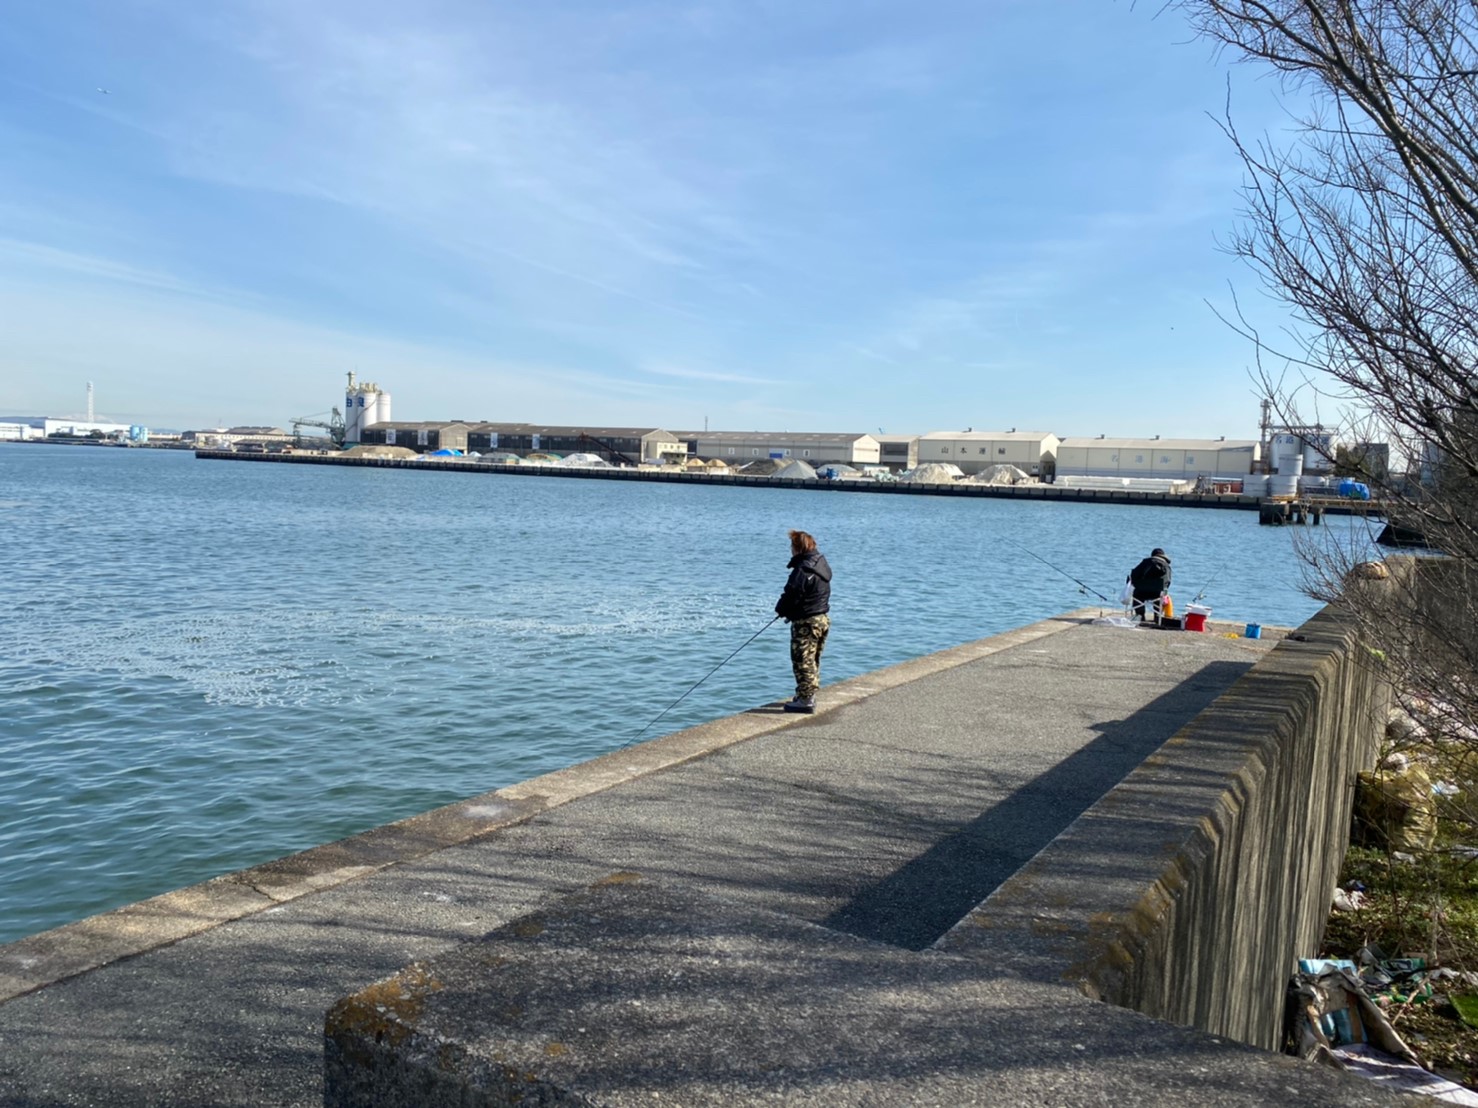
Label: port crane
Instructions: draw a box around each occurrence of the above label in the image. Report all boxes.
[291,407,346,448]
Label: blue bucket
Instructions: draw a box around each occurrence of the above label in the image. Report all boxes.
[1244,623,1262,639]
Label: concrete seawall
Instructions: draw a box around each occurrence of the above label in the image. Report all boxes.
[938,603,1388,1050]
[0,608,1399,1105]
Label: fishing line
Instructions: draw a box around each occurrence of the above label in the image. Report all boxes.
[1191,563,1226,605]
[622,615,780,749]
[996,533,1116,605]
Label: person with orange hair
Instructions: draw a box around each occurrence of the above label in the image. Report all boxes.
[774,529,832,713]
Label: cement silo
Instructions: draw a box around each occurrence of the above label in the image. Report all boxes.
[1271,429,1336,474]
[343,372,392,445]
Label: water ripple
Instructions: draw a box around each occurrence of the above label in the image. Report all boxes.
[0,444,1360,942]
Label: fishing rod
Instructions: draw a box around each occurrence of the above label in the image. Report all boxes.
[998,534,1117,605]
[622,615,781,749]
[1191,562,1226,605]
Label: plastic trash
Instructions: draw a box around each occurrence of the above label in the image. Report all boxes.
[1355,761,1436,852]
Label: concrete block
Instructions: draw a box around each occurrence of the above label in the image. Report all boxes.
[937,603,1391,1050]
[325,876,1405,1107]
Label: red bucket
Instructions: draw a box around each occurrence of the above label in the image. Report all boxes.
[1184,612,1207,633]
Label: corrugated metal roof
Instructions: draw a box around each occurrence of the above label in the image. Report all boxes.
[1056,437,1258,450]
[366,421,471,431]
[525,426,673,438]
[917,430,1058,442]
[464,424,673,438]
[672,431,876,444]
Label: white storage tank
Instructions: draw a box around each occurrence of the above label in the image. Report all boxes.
[1271,435,1302,473]
[1272,432,1335,474]
[1302,431,1336,473]
[343,372,392,445]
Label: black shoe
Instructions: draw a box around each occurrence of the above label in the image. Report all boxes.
[782,696,816,714]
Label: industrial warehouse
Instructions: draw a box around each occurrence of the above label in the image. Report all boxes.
[15,373,1380,507]
[300,373,1354,488]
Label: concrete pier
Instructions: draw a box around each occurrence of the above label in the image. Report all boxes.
[0,611,1399,1106]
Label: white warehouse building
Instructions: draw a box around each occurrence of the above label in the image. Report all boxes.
[916,431,1060,476]
[1054,437,1260,480]
[0,416,135,439]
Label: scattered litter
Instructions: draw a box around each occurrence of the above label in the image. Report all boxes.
[1332,887,1368,912]
[1387,707,1428,745]
[1429,968,1478,989]
[1091,616,1139,628]
[1289,963,1412,1058]
[1355,757,1437,852]
[1299,958,1357,976]
[1332,1044,1478,1105]
[1282,963,1478,1103]
[1453,994,1478,1029]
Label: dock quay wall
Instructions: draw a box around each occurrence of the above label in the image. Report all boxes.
[938,601,1390,1050]
[196,449,1384,514]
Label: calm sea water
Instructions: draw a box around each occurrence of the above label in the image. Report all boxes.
[0,444,1375,943]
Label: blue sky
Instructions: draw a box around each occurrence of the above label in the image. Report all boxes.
[0,1,1302,436]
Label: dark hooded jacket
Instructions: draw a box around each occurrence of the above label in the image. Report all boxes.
[1127,551,1172,598]
[776,550,832,621]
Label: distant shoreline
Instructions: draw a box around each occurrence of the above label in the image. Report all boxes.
[191,447,1383,514]
[1,438,190,449]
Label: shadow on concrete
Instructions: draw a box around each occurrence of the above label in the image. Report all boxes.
[0,653,1269,1108]
[320,880,1381,1108]
[821,660,1252,950]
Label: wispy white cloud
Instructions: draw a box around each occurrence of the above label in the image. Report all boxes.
[0,266,665,428]
[847,345,899,365]
[157,4,766,300]
[639,362,781,386]
[0,237,263,308]
[0,0,1307,437]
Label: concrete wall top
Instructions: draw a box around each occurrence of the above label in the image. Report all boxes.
[936,602,1389,1050]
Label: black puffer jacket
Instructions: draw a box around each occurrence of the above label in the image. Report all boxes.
[776,551,832,620]
[1128,553,1172,597]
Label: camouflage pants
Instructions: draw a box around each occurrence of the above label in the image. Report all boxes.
[790,614,830,698]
